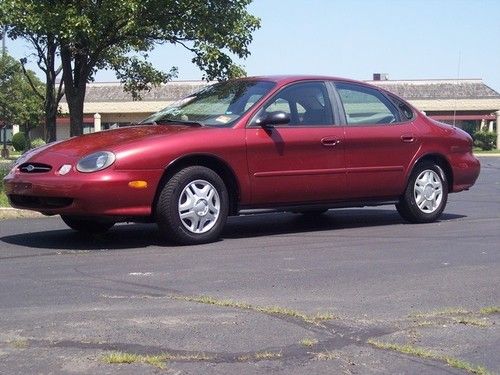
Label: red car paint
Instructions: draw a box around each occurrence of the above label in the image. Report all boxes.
[3,76,480,226]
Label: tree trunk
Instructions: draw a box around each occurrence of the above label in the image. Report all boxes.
[60,45,88,137]
[42,36,60,143]
[67,92,85,137]
[44,106,57,142]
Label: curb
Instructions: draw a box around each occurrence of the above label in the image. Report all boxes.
[0,207,45,220]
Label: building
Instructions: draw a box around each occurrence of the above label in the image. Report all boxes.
[11,76,500,147]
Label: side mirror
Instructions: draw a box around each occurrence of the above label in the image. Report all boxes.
[254,111,290,128]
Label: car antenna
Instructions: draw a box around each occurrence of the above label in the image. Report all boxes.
[452,50,461,129]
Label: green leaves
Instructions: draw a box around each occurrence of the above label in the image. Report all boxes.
[0,53,44,131]
[1,0,261,135]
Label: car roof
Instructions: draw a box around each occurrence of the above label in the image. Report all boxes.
[243,75,367,86]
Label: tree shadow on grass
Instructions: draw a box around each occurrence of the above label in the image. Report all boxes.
[0,209,466,251]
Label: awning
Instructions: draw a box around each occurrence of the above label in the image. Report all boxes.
[56,116,95,125]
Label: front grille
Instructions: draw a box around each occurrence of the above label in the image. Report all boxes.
[19,163,52,173]
[9,195,73,209]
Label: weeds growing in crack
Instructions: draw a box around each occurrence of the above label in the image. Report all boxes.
[300,338,318,347]
[102,351,213,369]
[409,307,493,328]
[479,306,500,315]
[173,295,335,325]
[10,339,28,349]
[367,340,493,375]
[238,351,282,362]
[313,351,341,361]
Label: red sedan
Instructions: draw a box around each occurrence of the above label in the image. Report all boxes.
[3,76,480,244]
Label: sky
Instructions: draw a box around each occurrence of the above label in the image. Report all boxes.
[5,0,500,91]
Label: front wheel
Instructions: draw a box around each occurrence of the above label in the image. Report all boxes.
[396,162,448,223]
[156,166,229,245]
[61,215,114,234]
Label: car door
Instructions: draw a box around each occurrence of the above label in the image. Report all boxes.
[245,81,347,205]
[334,81,420,199]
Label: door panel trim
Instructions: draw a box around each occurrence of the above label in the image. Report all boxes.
[347,166,404,174]
[255,168,347,177]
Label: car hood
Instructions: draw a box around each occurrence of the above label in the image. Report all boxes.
[32,125,205,158]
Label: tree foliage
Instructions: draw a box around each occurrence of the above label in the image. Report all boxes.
[1,0,260,137]
[0,53,44,141]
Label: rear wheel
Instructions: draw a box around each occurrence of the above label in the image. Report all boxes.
[61,215,114,233]
[156,166,229,245]
[396,162,448,223]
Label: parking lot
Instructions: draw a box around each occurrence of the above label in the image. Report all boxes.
[0,156,498,374]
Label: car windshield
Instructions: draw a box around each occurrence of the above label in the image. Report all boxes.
[140,80,276,127]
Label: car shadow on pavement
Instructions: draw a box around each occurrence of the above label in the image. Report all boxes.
[221,209,466,239]
[1,209,466,251]
[0,223,163,251]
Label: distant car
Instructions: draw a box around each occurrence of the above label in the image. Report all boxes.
[3,76,480,244]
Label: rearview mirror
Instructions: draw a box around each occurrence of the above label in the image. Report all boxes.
[254,111,290,128]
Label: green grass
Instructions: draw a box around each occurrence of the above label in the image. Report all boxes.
[473,149,500,154]
[102,351,213,369]
[10,339,29,349]
[300,338,318,347]
[103,352,167,369]
[0,164,10,207]
[173,295,335,325]
[367,340,493,375]
[479,306,500,315]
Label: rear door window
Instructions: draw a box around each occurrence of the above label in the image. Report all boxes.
[335,82,400,125]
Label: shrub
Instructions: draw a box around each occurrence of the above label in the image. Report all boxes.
[11,132,28,152]
[473,131,497,151]
[458,121,477,138]
[30,138,46,149]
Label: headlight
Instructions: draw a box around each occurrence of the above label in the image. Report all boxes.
[76,151,116,173]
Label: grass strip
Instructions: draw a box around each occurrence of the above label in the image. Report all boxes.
[173,295,335,325]
[367,340,493,375]
[103,351,212,369]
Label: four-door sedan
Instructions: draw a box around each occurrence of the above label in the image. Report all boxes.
[3,76,480,244]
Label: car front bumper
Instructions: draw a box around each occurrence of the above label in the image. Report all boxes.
[4,167,164,217]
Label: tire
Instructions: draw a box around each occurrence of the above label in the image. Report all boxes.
[156,166,229,245]
[396,162,448,223]
[61,215,114,233]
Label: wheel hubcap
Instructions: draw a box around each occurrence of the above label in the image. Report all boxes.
[414,169,443,214]
[178,179,220,234]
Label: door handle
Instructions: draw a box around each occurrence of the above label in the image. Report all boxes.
[401,134,415,143]
[321,137,340,146]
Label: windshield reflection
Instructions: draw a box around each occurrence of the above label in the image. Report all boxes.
[140,80,276,127]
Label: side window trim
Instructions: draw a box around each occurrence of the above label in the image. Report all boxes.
[248,80,337,128]
[326,81,346,126]
[332,81,402,126]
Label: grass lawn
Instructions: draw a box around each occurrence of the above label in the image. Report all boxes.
[473,148,500,155]
[0,163,11,207]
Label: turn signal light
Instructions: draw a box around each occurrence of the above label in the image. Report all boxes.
[128,180,148,189]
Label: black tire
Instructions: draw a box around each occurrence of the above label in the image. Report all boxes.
[156,166,229,245]
[61,215,114,233]
[396,162,448,223]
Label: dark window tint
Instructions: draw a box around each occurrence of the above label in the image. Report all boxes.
[336,82,400,125]
[388,93,414,121]
[260,82,333,126]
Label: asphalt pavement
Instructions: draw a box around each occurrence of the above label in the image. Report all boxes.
[0,156,499,374]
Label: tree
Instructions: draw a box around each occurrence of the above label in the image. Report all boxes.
[19,35,65,143]
[0,53,44,147]
[1,0,260,137]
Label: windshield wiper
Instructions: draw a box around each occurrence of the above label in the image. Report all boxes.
[158,118,203,127]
